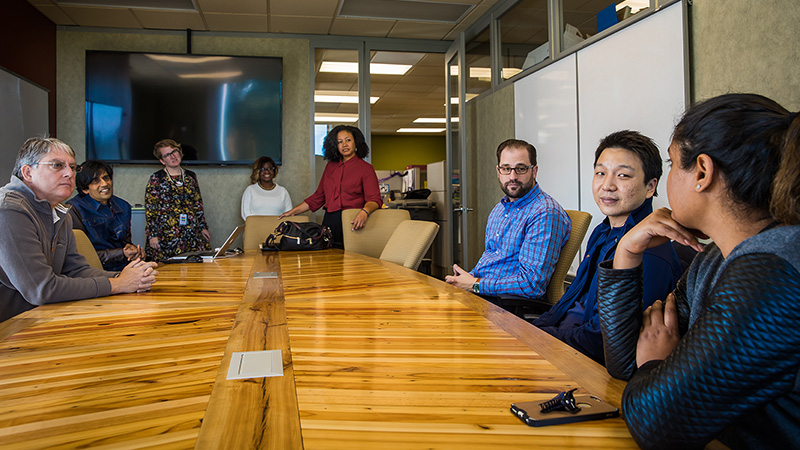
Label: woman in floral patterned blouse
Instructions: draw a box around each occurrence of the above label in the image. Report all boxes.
[145,139,211,261]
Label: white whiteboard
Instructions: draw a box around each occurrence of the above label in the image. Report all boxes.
[515,53,579,210]
[0,67,50,183]
[577,2,686,234]
[513,1,686,249]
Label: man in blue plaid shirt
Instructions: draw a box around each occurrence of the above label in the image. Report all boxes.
[446,139,570,299]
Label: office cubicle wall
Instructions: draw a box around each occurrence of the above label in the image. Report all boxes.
[1,67,49,182]
[515,2,687,253]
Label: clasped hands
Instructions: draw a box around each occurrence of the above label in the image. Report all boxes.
[110,258,159,294]
[614,208,704,367]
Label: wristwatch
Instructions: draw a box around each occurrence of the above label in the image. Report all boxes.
[472,280,480,294]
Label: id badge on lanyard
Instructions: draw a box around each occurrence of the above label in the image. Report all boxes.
[179,213,188,226]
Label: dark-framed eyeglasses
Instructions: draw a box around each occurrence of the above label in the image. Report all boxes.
[260,167,276,173]
[32,161,81,173]
[497,165,535,175]
[161,148,181,159]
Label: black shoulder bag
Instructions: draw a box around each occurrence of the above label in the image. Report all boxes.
[263,221,333,251]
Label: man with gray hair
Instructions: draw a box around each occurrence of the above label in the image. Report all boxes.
[0,137,158,322]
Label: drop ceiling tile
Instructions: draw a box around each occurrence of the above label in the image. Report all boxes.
[133,9,205,30]
[204,13,268,32]
[271,15,332,34]
[388,21,454,40]
[270,0,339,17]
[196,0,266,14]
[33,5,77,25]
[59,5,142,28]
[329,17,395,37]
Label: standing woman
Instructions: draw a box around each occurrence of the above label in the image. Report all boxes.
[241,156,292,220]
[280,125,382,248]
[597,94,800,449]
[145,139,211,260]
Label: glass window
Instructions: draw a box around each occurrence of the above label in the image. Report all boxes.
[499,0,549,75]
[562,0,651,52]
[369,51,446,136]
[465,26,491,98]
[314,48,360,155]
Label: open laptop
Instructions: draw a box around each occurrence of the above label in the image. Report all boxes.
[167,225,244,261]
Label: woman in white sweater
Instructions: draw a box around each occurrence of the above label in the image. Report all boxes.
[241,156,292,220]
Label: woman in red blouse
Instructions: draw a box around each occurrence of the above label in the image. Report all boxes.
[280,125,382,248]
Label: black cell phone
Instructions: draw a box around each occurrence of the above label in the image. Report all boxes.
[510,395,619,427]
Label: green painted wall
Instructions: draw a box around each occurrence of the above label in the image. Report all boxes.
[370,135,446,171]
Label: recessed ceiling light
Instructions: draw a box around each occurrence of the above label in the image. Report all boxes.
[414,118,459,123]
[315,91,379,104]
[315,113,359,123]
[397,128,445,133]
[54,0,195,11]
[320,61,412,75]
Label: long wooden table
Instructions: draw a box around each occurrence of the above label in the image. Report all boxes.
[0,250,633,449]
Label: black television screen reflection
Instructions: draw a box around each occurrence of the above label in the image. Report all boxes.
[85,51,282,165]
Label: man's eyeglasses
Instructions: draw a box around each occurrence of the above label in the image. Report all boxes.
[33,161,81,173]
[260,167,276,173]
[497,165,535,175]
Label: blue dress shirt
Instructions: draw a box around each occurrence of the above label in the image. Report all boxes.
[68,194,133,271]
[471,183,571,298]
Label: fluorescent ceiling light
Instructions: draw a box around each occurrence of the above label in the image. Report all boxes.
[146,55,231,64]
[314,90,379,104]
[448,93,479,104]
[468,67,522,80]
[178,71,241,79]
[315,113,359,123]
[320,61,412,75]
[397,128,446,133]
[414,118,459,123]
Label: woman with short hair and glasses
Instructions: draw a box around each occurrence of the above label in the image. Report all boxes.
[240,156,292,220]
[144,139,211,261]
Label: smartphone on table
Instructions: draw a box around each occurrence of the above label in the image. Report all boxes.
[510,395,619,427]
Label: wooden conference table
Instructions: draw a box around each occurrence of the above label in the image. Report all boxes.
[0,250,632,449]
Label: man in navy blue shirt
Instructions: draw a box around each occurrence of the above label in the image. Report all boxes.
[533,130,683,364]
[68,160,145,271]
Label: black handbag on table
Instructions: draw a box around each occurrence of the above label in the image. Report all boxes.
[262,221,333,251]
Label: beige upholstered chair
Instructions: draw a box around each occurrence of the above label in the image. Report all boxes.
[545,210,593,304]
[243,215,310,250]
[341,208,411,258]
[73,229,103,270]
[497,209,593,317]
[380,220,440,270]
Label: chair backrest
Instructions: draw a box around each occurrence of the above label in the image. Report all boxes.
[73,229,103,270]
[243,215,310,250]
[380,220,440,270]
[341,208,411,258]
[545,210,592,304]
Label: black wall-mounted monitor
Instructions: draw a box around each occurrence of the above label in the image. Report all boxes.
[85,51,282,165]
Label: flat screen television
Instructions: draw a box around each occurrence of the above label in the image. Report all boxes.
[85,51,282,165]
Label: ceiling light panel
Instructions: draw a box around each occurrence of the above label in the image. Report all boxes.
[54,0,196,10]
[339,0,473,23]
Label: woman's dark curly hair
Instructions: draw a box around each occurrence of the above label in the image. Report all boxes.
[322,125,369,162]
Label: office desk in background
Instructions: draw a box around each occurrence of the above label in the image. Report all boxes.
[0,250,632,449]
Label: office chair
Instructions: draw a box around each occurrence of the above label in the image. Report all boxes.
[341,208,411,258]
[243,215,309,250]
[380,220,439,270]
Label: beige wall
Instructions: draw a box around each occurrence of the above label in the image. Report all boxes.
[690,0,800,110]
[464,84,515,269]
[57,29,310,248]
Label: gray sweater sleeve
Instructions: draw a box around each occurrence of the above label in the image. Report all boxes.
[0,208,112,308]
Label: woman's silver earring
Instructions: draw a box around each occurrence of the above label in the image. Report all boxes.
[696,184,702,190]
